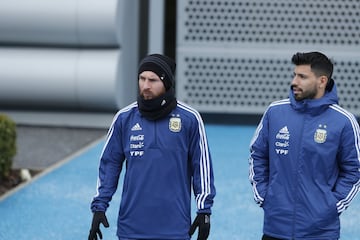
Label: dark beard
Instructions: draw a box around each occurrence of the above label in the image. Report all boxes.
[137,88,177,120]
[291,85,317,101]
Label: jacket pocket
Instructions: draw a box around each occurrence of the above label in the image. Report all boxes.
[313,192,340,231]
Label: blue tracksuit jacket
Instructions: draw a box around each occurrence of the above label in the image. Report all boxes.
[91,101,215,239]
[249,84,360,239]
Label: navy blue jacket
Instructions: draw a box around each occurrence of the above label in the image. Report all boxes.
[249,85,360,239]
[91,101,215,239]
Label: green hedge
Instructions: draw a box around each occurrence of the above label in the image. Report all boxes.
[0,114,17,179]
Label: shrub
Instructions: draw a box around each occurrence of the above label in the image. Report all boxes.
[0,114,17,179]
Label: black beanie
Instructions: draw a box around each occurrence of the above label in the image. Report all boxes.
[138,54,176,90]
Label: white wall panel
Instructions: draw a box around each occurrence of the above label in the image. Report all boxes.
[176,0,360,116]
[0,0,121,46]
[0,48,129,110]
[0,0,139,111]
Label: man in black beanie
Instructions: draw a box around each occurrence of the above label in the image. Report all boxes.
[136,54,178,120]
[88,54,216,240]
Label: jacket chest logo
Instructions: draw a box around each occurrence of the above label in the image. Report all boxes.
[275,126,290,155]
[314,125,327,143]
[169,116,181,132]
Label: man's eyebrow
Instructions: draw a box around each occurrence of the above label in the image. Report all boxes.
[294,72,307,78]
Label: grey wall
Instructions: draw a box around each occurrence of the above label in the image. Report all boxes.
[176,0,360,116]
[0,0,139,111]
[1,0,359,116]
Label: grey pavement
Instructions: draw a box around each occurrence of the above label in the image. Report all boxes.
[1,110,113,170]
[13,125,107,170]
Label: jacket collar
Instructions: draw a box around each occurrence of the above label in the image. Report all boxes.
[289,84,338,115]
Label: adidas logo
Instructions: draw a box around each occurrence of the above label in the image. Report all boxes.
[279,126,289,134]
[131,123,142,131]
[276,126,290,140]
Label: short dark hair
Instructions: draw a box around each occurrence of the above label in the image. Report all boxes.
[291,52,334,91]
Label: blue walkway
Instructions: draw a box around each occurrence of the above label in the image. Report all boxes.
[0,125,359,239]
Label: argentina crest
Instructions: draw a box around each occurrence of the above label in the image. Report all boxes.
[169,116,181,132]
[314,127,327,143]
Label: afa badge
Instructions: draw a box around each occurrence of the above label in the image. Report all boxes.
[314,128,327,143]
[169,117,181,132]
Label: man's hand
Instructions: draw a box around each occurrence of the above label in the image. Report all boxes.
[88,211,109,240]
[189,213,210,240]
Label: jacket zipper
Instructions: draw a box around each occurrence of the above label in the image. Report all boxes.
[292,114,306,239]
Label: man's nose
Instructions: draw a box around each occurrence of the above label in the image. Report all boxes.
[291,75,298,86]
[143,79,151,88]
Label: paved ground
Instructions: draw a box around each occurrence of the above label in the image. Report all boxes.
[0,124,359,240]
[13,125,107,170]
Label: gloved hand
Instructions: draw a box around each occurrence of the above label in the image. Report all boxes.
[88,211,109,240]
[189,213,210,240]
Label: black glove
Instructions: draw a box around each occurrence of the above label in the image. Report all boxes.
[88,211,109,240]
[189,213,210,240]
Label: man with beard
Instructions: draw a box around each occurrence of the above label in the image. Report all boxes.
[88,54,216,240]
[249,52,360,240]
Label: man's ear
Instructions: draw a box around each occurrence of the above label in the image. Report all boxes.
[319,75,328,90]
